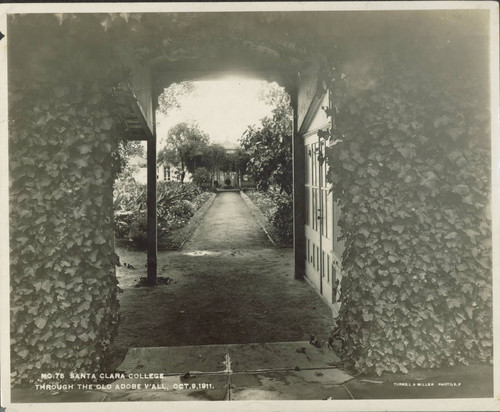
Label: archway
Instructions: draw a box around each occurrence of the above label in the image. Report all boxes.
[7,8,493,399]
[125,46,311,288]
[113,71,338,347]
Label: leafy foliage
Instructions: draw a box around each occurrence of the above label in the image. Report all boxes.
[7,10,490,385]
[116,141,145,179]
[196,143,228,185]
[240,83,293,193]
[245,190,293,247]
[222,148,250,175]
[199,143,227,179]
[158,139,250,188]
[161,122,210,182]
[114,181,210,248]
[157,82,196,115]
[323,50,492,375]
[8,14,127,385]
[191,167,212,188]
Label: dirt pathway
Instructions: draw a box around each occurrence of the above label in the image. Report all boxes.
[113,192,334,354]
[183,191,271,250]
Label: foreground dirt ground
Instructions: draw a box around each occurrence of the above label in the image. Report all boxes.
[115,248,334,348]
[109,192,334,368]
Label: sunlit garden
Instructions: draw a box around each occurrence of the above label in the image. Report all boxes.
[112,79,294,251]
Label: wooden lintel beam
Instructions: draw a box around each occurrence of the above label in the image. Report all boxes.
[125,135,147,142]
[298,86,326,136]
[129,96,154,142]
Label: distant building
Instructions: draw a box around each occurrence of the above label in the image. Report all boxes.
[129,145,253,189]
[129,155,192,184]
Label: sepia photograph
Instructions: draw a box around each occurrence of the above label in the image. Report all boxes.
[0,2,498,411]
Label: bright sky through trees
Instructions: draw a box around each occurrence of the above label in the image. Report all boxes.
[156,79,275,149]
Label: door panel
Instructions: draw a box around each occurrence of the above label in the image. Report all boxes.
[304,127,344,316]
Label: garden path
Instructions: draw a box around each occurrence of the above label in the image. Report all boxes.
[182,191,271,250]
[113,192,334,353]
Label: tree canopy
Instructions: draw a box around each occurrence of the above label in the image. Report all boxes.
[157,82,196,115]
[160,121,210,182]
[240,83,293,193]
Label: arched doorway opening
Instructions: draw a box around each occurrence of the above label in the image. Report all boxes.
[112,68,339,351]
[125,48,310,284]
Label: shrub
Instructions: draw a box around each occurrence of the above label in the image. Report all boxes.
[128,211,148,248]
[114,180,207,247]
[192,167,211,188]
[271,192,293,246]
[246,189,293,247]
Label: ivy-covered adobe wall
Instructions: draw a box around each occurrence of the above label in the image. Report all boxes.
[7,10,492,384]
[6,11,308,387]
[8,15,130,385]
[324,29,492,374]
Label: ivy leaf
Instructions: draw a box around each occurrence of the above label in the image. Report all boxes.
[447,127,462,141]
[74,158,88,168]
[463,229,479,238]
[108,253,121,267]
[102,118,113,130]
[54,14,68,26]
[77,144,92,155]
[446,298,461,309]
[397,147,413,159]
[362,311,373,322]
[434,115,450,127]
[318,129,330,140]
[464,340,473,350]
[359,228,370,238]
[388,255,398,263]
[323,106,335,118]
[119,13,130,23]
[34,317,47,329]
[453,185,470,196]
[478,288,491,301]
[392,225,404,234]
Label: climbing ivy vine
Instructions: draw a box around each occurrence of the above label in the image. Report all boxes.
[7,10,491,384]
[8,14,131,385]
[322,44,492,375]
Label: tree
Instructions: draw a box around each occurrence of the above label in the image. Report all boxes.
[116,140,145,179]
[199,143,227,185]
[192,167,211,188]
[233,148,250,178]
[157,82,195,115]
[162,122,210,182]
[220,148,250,187]
[157,146,178,168]
[239,83,293,193]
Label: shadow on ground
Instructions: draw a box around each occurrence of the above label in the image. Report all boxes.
[113,248,334,350]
